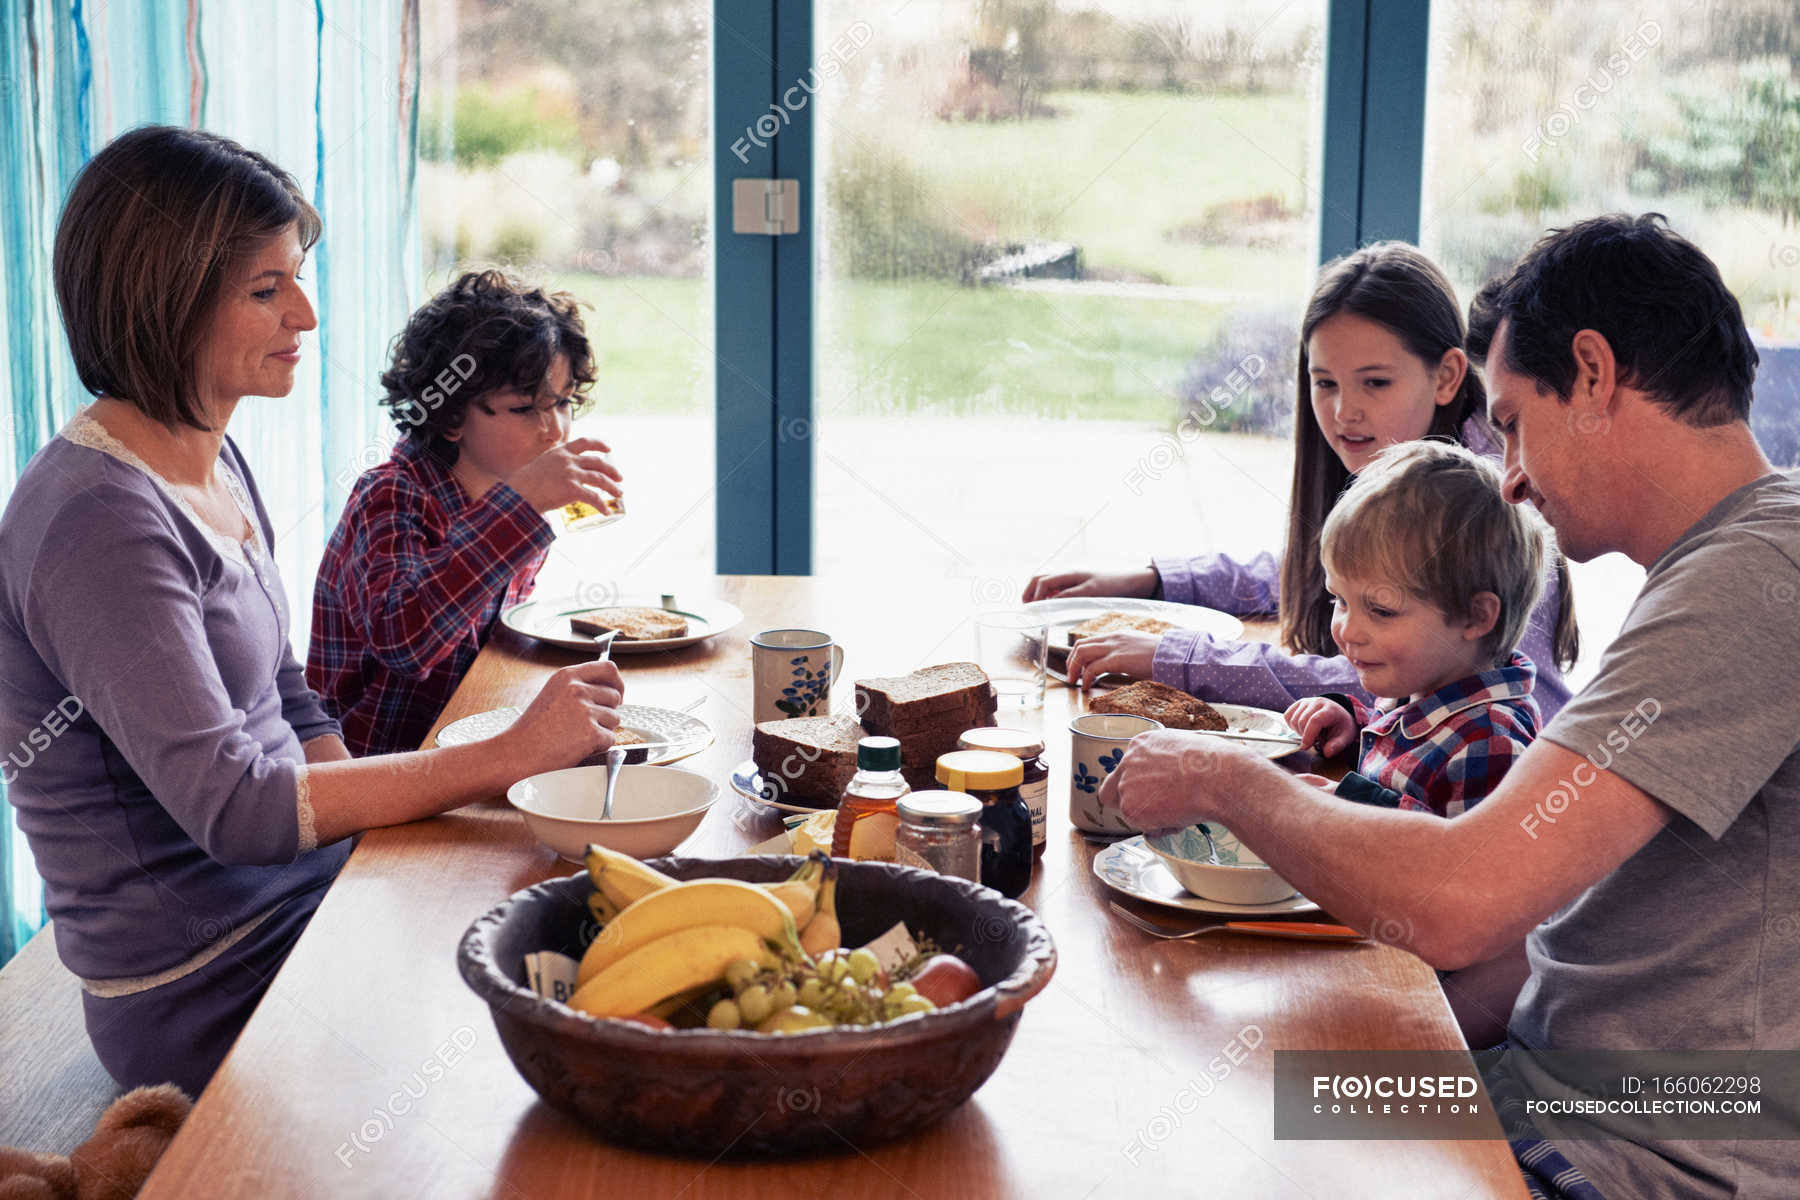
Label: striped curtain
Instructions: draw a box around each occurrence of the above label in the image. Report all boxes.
[0,1,421,966]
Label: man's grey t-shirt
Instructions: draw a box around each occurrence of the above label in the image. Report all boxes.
[1513,472,1800,1198]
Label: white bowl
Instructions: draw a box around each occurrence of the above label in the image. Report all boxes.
[506,764,717,862]
[1145,824,1297,905]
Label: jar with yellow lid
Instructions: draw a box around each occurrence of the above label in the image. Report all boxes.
[956,727,1049,858]
[934,749,1032,898]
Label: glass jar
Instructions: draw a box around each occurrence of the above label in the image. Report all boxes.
[832,736,908,860]
[894,791,982,882]
[956,727,1049,858]
[934,750,1032,899]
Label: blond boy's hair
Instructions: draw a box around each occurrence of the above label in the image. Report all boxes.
[1320,440,1550,664]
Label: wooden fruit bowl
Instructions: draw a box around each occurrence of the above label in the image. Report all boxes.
[457,855,1058,1158]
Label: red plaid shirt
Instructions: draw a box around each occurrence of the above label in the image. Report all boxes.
[307,436,553,756]
[1335,653,1541,817]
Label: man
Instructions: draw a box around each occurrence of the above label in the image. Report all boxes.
[1102,213,1799,1198]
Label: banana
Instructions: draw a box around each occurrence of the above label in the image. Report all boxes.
[587,888,620,927]
[585,843,679,910]
[568,924,778,1019]
[576,879,800,985]
[764,857,823,928]
[798,858,841,958]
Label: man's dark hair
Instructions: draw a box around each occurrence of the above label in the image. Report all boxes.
[1467,213,1758,427]
[380,269,596,462]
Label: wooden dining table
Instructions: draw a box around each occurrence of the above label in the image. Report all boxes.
[140,576,1529,1199]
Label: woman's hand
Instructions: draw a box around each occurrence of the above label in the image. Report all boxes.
[1021,567,1158,603]
[505,436,623,514]
[1099,729,1252,832]
[1283,697,1356,757]
[502,659,625,771]
[1066,630,1158,687]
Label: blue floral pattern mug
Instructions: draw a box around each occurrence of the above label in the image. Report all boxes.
[751,629,846,724]
[1067,712,1163,834]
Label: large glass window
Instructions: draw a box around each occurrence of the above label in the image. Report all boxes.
[1421,0,1800,680]
[418,0,714,593]
[812,1,1329,591]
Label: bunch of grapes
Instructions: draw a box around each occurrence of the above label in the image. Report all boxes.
[705,948,937,1032]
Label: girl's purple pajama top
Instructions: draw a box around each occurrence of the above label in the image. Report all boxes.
[0,414,351,1092]
[1145,418,1573,719]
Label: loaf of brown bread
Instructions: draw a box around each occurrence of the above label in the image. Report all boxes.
[1087,680,1227,731]
[855,663,1000,789]
[751,715,863,807]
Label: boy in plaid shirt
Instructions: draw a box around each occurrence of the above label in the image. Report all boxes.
[307,270,623,756]
[1284,439,1550,815]
[1284,439,1551,1047]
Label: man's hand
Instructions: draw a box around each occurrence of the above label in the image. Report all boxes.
[1284,697,1356,756]
[1098,729,1257,832]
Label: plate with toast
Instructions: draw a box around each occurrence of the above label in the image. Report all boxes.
[501,594,744,654]
[1084,681,1305,759]
[1021,597,1244,657]
[433,703,713,765]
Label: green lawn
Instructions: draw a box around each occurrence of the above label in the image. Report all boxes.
[539,88,1318,422]
[850,88,1318,292]
[552,273,1237,423]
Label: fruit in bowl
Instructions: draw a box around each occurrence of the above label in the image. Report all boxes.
[457,850,1057,1157]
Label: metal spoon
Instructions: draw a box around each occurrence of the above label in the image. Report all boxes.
[601,744,626,820]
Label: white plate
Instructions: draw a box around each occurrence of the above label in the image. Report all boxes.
[729,759,835,816]
[1020,596,1244,656]
[1092,836,1320,916]
[434,704,713,766]
[500,595,744,654]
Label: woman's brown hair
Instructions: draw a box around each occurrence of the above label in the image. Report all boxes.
[53,125,322,431]
[1278,242,1578,671]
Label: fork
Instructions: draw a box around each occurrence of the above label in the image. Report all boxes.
[1108,902,1364,943]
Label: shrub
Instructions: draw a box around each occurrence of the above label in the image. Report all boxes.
[1177,308,1298,435]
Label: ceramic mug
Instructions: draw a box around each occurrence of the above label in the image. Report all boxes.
[1067,712,1163,835]
[751,629,846,723]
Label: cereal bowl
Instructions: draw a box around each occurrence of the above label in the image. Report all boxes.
[1145,823,1297,905]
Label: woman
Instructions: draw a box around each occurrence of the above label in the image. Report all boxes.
[1033,243,1579,718]
[0,126,623,1095]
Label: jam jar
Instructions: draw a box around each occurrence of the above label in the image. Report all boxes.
[956,727,1049,858]
[934,750,1032,898]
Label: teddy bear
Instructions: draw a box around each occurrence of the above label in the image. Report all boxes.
[0,1085,191,1200]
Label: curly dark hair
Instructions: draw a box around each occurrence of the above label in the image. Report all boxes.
[380,269,596,460]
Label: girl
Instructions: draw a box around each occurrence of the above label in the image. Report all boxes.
[1041,243,1578,718]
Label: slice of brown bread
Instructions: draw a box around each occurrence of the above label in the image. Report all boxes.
[569,606,690,640]
[857,663,993,730]
[1087,680,1227,731]
[1066,612,1179,644]
[870,688,998,735]
[752,715,864,807]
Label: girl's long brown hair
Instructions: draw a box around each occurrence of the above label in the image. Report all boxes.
[1277,243,1579,671]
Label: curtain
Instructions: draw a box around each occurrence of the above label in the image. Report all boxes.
[0,1,420,966]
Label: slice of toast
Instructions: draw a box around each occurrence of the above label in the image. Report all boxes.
[569,606,690,641]
[856,663,994,731]
[1087,680,1227,731]
[751,715,863,807]
[1066,612,1180,644]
